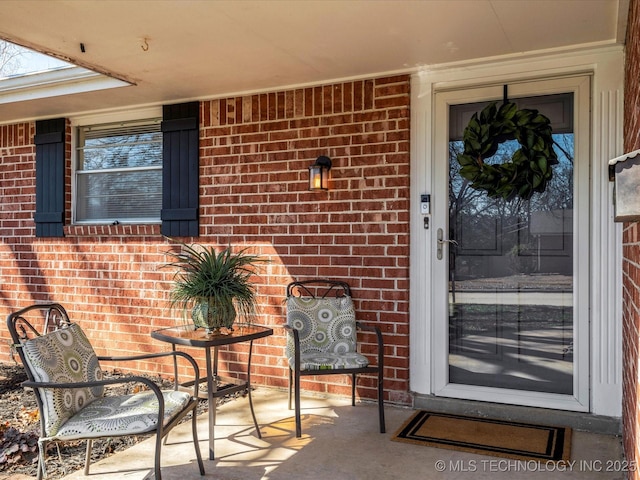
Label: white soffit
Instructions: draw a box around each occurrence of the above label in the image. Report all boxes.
[0,41,131,105]
[0,66,130,105]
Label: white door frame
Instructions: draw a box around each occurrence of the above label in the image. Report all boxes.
[409,45,623,417]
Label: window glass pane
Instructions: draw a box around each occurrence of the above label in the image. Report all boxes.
[76,170,162,222]
[76,119,162,223]
[447,94,575,395]
[80,131,162,170]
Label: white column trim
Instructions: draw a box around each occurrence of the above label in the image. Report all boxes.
[590,72,624,417]
[409,75,434,395]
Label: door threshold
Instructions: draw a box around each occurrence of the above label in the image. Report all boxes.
[412,393,620,436]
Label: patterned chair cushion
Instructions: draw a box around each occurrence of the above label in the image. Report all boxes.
[21,323,192,441]
[54,389,192,441]
[286,295,369,370]
[21,324,104,437]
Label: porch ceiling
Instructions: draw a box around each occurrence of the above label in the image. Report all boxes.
[0,0,628,124]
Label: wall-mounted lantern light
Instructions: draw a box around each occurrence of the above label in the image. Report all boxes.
[309,155,332,191]
[609,149,640,221]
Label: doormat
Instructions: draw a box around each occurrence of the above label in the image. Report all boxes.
[392,411,571,462]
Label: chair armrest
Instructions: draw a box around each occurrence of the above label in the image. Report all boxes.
[356,321,383,344]
[97,350,200,398]
[356,321,384,370]
[22,375,162,393]
[356,321,377,332]
[282,324,300,343]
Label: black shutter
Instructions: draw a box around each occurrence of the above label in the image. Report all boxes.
[34,118,66,238]
[161,102,199,237]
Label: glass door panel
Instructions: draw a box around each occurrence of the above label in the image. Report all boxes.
[447,94,574,395]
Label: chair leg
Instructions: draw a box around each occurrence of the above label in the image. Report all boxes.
[351,373,357,406]
[192,409,205,475]
[377,369,386,434]
[84,439,93,475]
[155,430,163,480]
[294,370,302,437]
[36,439,45,480]
[288,367,293,410]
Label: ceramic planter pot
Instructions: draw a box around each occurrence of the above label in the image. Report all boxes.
[192,299,236,334]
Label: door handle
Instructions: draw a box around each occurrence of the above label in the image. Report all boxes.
[437,228,458,260]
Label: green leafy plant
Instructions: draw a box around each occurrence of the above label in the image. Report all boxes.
[164,239,268,333]
[456,101,558,201]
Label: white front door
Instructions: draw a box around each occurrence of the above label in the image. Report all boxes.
[431,76,590,411]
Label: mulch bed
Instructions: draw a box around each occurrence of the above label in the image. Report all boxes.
[0,362,212,479]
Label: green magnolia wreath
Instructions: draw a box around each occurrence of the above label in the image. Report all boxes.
[456,101,558,201]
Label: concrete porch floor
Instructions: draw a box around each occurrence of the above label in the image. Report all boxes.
[58,389,624,480]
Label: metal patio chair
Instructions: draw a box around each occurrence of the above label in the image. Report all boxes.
[7,303,205,480]
[284,279,386,437]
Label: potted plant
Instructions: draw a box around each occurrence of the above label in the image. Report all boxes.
[164,240,268,335]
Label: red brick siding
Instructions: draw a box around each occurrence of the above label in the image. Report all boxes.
[624,0,640,476]
[0,75,411,405]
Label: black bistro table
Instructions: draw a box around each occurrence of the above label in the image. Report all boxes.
[151,324,273,460]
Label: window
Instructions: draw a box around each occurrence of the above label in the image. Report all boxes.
[75,118,162,223]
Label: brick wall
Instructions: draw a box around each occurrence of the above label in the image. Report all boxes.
[0,75,411,405]
[623,0,640,476]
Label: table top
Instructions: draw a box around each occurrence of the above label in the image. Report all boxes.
[151,323,273,348]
